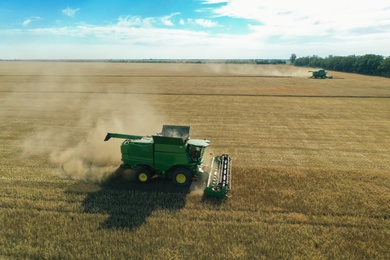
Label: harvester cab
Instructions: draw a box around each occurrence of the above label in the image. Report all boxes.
[104,125,232,198]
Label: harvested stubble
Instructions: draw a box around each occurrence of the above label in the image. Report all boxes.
[0,62,389,259]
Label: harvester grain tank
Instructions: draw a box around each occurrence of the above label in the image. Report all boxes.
[104,125,232,198]
[308,69,333,79]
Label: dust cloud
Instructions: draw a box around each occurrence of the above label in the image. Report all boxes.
[22,102,164,182]
[204,63,310,77]
[13,64,166,182]
[22,118,122,181]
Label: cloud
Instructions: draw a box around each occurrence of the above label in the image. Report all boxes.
[196,0,390,58]
[161,12,180,26]
[118,13,181,28]
[202,0,228,4]
[22,19,32,26]
[194,19,218,28]
[2,21,390,60]
[62,7,80,17]
[186,18,218,28]
[2,1,390,59]
[207,0,390,37]
[117,16,155,27]
[22,16,41,26]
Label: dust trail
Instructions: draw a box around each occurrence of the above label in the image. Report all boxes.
[205,64,311,77]
[22,106,164,182]
[14,64,166,182]
[22,118,123,181]
[50,118,127,181]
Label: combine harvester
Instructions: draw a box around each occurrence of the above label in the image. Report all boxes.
[309,69,333,79]
[104,125,232,198]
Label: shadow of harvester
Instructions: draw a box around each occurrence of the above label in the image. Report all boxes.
[79,170,190,230]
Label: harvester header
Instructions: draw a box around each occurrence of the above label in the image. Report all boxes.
[104,125,232,198]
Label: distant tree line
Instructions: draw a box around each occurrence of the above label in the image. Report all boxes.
[254,59,286,65]
[292,54,390,77]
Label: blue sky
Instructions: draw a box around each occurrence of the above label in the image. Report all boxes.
[1,0,389,59]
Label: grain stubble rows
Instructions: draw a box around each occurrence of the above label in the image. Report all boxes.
[1,62,389,259]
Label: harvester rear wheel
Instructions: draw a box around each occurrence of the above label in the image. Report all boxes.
[171,167,192,186]
[136,168,153,183]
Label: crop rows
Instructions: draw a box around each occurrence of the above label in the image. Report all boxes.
[1,62,389,259]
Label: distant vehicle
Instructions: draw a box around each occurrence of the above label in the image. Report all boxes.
[308,69,333,79]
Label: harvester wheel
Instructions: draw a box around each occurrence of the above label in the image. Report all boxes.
[171,167,192,186]
[135,168,153,183]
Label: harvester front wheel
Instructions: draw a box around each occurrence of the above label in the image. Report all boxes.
[136,168,153,183]
[171,167,192,186]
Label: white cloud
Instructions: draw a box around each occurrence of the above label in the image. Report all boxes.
[22,16,41,26]
[208,0,390,39]
[22,19,32,26]
[161,12,180,26]
[118,13,180,27]
[194,19,218,28]
[62,7,80,17]
[186,18,218,28]
[2,22,390,59]
[0,29,258,59]
[2,1,390,59]
[202,0,228,4]
[161,18,174,26]
[117,16,155,27]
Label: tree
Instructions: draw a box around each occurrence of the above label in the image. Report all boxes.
[290,53,297,64]
[355,54,383,75]
[378,56,390,77]
[293,54,389,77]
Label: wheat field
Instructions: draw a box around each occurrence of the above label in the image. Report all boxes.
[1,62,390,259]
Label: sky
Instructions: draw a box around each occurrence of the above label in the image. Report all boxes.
[0,0,389,59]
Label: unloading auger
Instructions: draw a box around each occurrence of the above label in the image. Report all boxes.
[104,125,232,198]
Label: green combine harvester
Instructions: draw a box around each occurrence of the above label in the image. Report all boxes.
[104,125,232,198]
[308,69,333,79]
